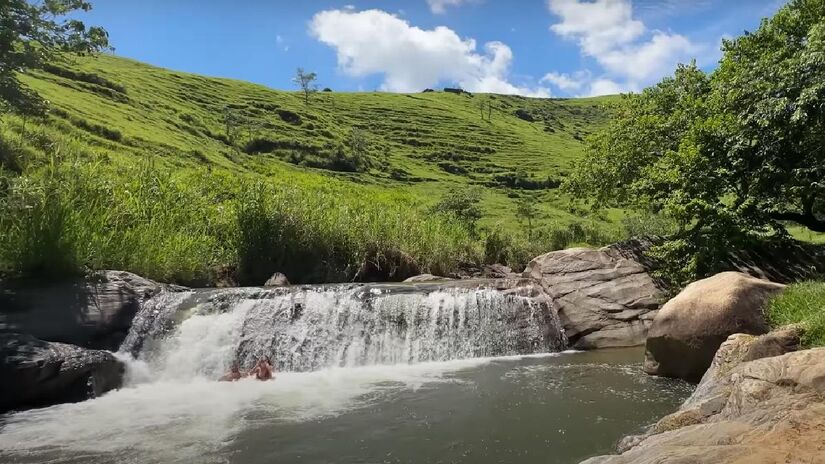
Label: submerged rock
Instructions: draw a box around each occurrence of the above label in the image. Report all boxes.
[0,333,124,413]
[582,329,822,464]
[523,247,664,349]
[644,272,784,382]
[263,272,290,287]
[0,270,169,350]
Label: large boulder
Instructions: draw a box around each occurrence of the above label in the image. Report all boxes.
[523,247,664,349]
[0,270,167,350]
[0,333,124,413]
[581,330,821,464]
[644,272,785,381]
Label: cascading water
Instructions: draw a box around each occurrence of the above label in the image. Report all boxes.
[122,281,567,378]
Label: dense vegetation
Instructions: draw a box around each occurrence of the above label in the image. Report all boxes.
[0,4,624,285]
[565,0,825,286]
[767,282,825,347]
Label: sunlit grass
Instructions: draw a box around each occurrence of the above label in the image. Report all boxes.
[767,281,825,347]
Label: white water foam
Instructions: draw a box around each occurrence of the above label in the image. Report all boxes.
[0,352,562,462]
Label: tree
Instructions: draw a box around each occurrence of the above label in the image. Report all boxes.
[0,0,110,115]
[293,68,318,105]
[222,106,242,146]
[564,0,825,285]
[432,187,483,236]
[516,197,537,240]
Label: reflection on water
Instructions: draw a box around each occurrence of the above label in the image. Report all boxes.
[0,348,691,464]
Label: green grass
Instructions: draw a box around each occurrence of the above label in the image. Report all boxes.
[767,281,825,347]
[0,54,628,285]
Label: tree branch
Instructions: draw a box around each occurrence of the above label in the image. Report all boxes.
[771,210,825,232]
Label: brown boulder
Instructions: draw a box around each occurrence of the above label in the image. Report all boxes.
[644,272,785,382]
[523,247,664,349]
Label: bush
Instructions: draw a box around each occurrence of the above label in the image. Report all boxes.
[767,281,825,347]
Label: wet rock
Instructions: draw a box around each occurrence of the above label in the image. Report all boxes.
[0,333,124,413]
[0,271,169,350]
[523,247,664,349]
[582,330,820,464]
[451,263,516,280]
[403,274,453,283]
[644,272,784,382]
[263,272,290,287]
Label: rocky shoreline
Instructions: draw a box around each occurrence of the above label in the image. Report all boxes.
[583,329,825,463]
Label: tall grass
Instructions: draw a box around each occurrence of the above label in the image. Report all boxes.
[767,281,825,347]
[0,137,481,285]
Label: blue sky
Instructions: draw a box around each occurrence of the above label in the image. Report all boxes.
[80,0,785,97]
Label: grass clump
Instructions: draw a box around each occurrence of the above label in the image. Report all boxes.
[767,281,825,347]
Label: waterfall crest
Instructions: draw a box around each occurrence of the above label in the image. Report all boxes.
[121,281,566,377]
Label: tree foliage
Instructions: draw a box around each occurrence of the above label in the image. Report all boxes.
[432,187,483,236]
[0,0,110,115]
[293,68,318,105]
[564,0,825,285]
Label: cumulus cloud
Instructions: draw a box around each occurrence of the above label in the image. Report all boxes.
[544,0,706,96]
[427,0,477,14]
[540,70,590,92]
[310,9,550,97]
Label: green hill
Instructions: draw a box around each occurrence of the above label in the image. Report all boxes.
[0,54,624,285]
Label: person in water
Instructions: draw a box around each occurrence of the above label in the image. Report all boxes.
[248,357,274,381]
[219,362,244,382]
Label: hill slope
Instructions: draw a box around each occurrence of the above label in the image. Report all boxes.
[20,55,618,225]
[1,54,622,284]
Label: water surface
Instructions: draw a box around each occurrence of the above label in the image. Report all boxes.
[0,348,690,464]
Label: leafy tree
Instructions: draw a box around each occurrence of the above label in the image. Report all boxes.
[293,68,318,105]
[433,187,483,236]
[0,0,110,115]
[515,197,537,239]
[222,106,242,145]
[564,0,825,286]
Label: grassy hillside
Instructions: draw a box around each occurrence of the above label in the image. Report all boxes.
[0,54,624,285]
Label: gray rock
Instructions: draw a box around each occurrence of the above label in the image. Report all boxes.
[0,333,124,413]
[523,247,664,349]
[644,272,785,381]
[403,274,453,283]
[583,329,815,464]
[263,272,290,287]
[0,270,169,350]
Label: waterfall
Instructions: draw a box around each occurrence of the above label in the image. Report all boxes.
[120,282,566,379]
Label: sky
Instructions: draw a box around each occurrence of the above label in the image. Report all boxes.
[78,0,787,97]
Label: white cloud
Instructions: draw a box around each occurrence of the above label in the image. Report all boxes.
[427,0,477,14]
[275,35,289,52]
[310,9,550,97]
[544,0,706,96]
[548,0,644,55]
[588,78,628,96]
[540,70,590,92]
